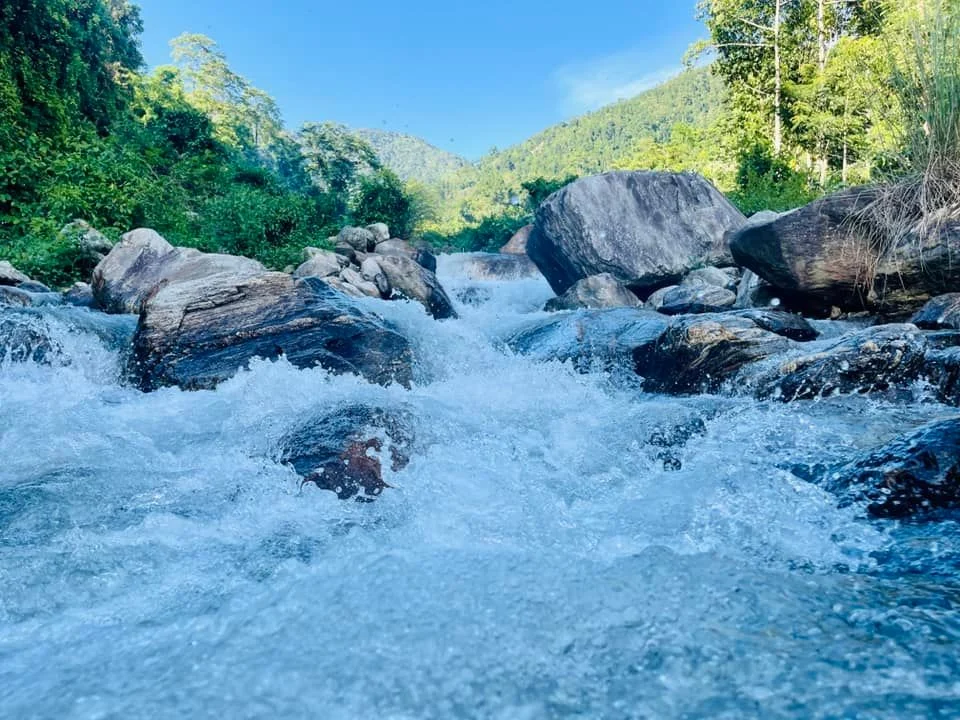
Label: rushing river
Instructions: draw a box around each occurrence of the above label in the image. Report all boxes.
[1,257,959,719]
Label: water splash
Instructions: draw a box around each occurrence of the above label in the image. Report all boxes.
[1,262,958,718]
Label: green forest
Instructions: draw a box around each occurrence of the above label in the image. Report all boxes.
[0,0,956,282]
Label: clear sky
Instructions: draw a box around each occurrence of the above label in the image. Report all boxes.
[136,1,705,160]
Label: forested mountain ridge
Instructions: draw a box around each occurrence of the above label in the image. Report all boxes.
[354,129,469,185]
[429,67,728,231]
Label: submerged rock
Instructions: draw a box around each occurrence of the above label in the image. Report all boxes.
[129,274,414,392]
[278,404,414,502]
[527,171,745,296]
[0,315,60,363]
[826,419,960,518]
[544,273,639,312]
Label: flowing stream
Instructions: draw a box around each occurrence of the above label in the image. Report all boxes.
[1,257,959,719]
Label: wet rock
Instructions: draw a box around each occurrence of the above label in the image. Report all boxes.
[278,404,414,503]
[333,243,358,264]
[730,309,818,342]
[633,314,791,394]
[0,261,31,286]
[644,285,678,311]
[731,188,960,315]
[454,286,493,307]
[755,324,928,402]
[544,273,639,312]
[0,286,34,307]
[500,224,533,255]
[18,281,52,294]
[527,171,745,296]
[360,256,391,297]
[825,419,960,518]
[508,308,669,371]
[648,416,709,472]
[457,253,542,281]
[912,294,960,330]
[319,276,367,299]
[337,226,377,252]
[681,266,739,292]
[293,250,346,279]
[366,223,391,244]
[92,229,265,314]
[0,315,59,363]
[373,239,437,273]
[657,284,737,316]
[340,267,382,298]
[376,254,458,320]
[129,274,414,392]
[734,269,781,309]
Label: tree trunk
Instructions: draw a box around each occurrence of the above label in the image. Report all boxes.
[773,0,783,155]
[817,0,828,185]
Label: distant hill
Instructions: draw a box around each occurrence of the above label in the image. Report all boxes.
[433,66,730,228]
[354,129,469,186]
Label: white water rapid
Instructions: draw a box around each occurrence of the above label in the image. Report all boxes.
[1,257,959,719]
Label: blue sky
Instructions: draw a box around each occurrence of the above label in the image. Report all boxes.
[136,1,705,159]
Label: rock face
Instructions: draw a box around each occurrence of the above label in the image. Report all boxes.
[826,419,960,518]
[456,253,542,281]
[500,224,533,255]
[754,324,929,401]
[129,274,414,392]
[544,273,639,312]
[633,313,792,394]
[0,261,31,286]
[527,171,746,296]
[731,188,960,314]
[376,254,458,320]
[277,404,414,502]
[912,294,960,330]
[657,284,737,316]
[92,229,264,314]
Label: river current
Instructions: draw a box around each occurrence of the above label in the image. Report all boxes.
[1,256,959,719]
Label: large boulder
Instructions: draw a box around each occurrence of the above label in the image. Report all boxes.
[500,224,533,255]
[365,223,391,244]
[731,188,960,314]
[0,261,31,287]
[544,273,639,312]
[527,171,746,296]
[92,229,265,314]
[293,250,346,280]
[825,419,960,518]
[374,239,437,273]
[277,404,414,503]
[632,313,792,394]
[375,254,458,320]
[337,226,377,252]
[129,273,413,392]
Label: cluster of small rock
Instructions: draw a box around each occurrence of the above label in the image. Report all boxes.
[293,223,456,320]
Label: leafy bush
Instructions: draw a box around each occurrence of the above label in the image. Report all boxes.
[728,144,819,215]
[421,211,530,253]
[349,169,416,238]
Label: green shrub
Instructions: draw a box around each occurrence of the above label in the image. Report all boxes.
[728,144,819,215]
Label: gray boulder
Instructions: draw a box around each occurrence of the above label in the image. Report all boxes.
[293,250,345,280]
[338,226,377,252]
[457,252,543,281]
[735,269,781,309]
[374,239,438,273]
[527,171,746,296]
[681,266,740,292]
[360,256,391,297]
[0,261,31,286]
[544,273,639,311]
[500,224,533,255]
[339,267,381,298]
[644,285,678,311]
[376,254,458,320]
[129,274,413,392]
[657,284,737,316]
[92,229,264,314]
[731,188,960,314]
[366,223,391,244]
[63,282,96,307]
